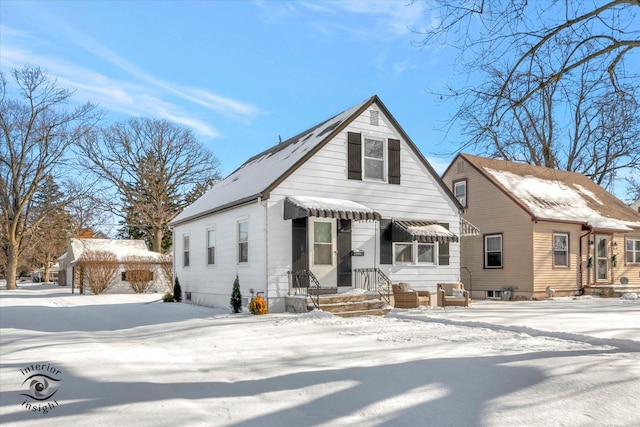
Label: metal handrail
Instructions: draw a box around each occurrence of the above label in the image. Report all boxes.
[353,268,391,305]
[287,270,321,310]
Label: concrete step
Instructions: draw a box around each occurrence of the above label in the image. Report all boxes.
[332,308,392,318]
[316,293,379,305]
[320,300,388,313]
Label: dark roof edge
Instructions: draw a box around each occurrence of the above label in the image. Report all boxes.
[169,194,261,228]
[262,95,379,199]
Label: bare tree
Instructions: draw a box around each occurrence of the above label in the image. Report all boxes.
[450,43,640,188]
[415,1,640,190]
[76,118,220,253]
[76,250,119,294]
[0,65,100,290]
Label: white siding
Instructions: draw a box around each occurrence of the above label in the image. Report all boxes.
[173,201,266,309]
[268,107,460,300]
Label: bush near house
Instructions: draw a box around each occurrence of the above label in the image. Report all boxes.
[76,250,119,294]
[230,276,242,313]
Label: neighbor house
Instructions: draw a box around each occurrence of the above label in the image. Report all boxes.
[58,238,169,294]
[170,95,468,312]
[442,153,640,299]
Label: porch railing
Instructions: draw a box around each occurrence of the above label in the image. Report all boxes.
[287,270,321,310]
[353,268,391,305]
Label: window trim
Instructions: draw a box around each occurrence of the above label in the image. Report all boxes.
[183,234,190,267]
[206,227,216,266]
[625,237,640,265]
[362,136,386,182]
[453,178,467,208]
[393,241,437,266]
[237,220,249,264]
[552,232,570,268]
[484,233,503,269]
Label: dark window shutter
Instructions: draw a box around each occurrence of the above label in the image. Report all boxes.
[388,138,401,185]
[292,218,308,272]
[347,132,362,180]
[438,222,450,266]
[337,219,352,287]
[380,219,393,264]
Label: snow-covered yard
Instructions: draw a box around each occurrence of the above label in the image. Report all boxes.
[1,283,639,426]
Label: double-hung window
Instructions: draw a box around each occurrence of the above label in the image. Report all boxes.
[183,235,190,267]
[363,138,384,180]
[553,233,569,267]
[453,179,467,207]
[238,221,248,263]
[627,238,640,264]
[484,234,502,268]
[207,228,215,265]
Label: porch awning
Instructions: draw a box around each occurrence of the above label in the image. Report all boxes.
[283,196,381,220]
[460,217,480,237]
[391,220,459,243]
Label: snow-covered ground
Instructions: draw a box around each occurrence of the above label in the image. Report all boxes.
[1,282,639,426]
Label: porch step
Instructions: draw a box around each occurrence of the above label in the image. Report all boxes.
[308,293,391,317]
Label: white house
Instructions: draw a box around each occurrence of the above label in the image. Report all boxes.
[170,95,466,312]
[58,238,169,294]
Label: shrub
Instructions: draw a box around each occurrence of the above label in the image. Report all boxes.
[76,250,118,294]
[230,275,242,313]
[122,255,155,293]
[159,253,174,293]
[249,295,268,315]
[173,277,182,302]
[162,292,174,302]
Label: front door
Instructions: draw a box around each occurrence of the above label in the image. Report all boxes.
[595,235,609,282]
[309,218,337,288]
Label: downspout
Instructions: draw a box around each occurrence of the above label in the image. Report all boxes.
[579,227,592,294]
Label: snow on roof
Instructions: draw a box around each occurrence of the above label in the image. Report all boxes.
[69,239,164,263]
[484,168,640,231]
[172,97,373,225]
[287,195,378,213]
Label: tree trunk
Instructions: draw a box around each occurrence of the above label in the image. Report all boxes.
[43,263,51,283]
[151,228,163,253]
[6,243,18,290]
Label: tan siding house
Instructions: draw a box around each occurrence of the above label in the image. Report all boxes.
[443,154,640,300]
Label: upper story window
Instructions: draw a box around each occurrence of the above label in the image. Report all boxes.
[183,235,190,267]
[363,138,384,180]
[347,132,400,184]
[553,233,569,267]
[454,179,467,207]
[238,221,248,263]
[207,228,215,265]
[484,234,502,268]
[627,238,640,264]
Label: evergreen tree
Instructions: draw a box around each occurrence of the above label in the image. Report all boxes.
[230,275,242,313]
[173,277,182,302]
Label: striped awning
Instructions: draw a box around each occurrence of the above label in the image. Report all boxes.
[391,220,459,243]
[460,217,480,236]
[283,196,381,221]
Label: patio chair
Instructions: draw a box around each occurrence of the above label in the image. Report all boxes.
[392,283,431,308]
[437,283,470,307]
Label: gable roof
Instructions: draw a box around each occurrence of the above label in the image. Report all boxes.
[68,238,163,263]
[171,95,460,226]
[455,153,640,232]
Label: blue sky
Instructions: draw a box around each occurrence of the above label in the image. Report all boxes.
[1,0,463,177]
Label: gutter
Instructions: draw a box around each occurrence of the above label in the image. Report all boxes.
[169,194,263,227]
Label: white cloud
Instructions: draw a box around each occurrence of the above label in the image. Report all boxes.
[0,23,258,138]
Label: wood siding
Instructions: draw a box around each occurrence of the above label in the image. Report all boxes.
[444,158,535,298]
